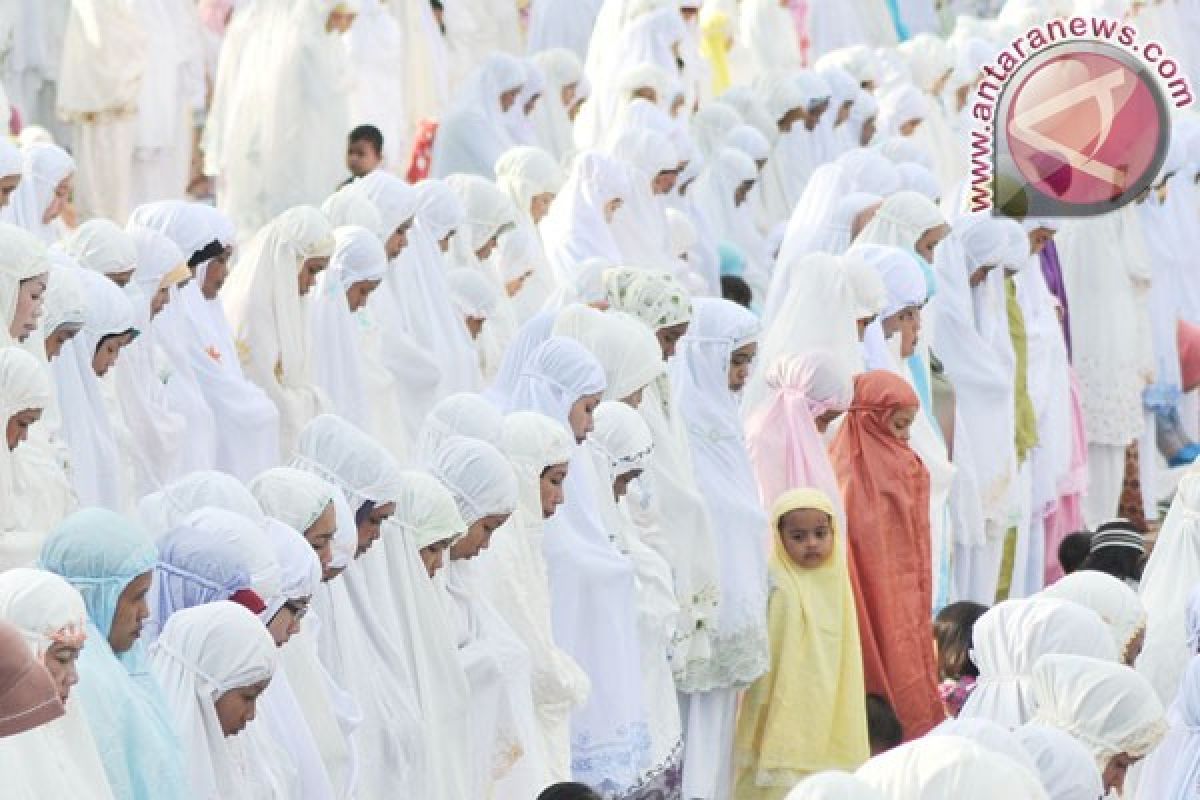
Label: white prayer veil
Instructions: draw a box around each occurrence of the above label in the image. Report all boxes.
[447,268,499,320]
[855,736,1048,799]
[775,159,874,267]
[3,143,73,243]
[0,221,49,346]
[320,183,385,238]
[929,717,1038,773]
[431,52,525,179]
[552,304,664,403]
[1041,571,1147,664]
[0,567,113,800]
[147,523,254,643]
[149,602,278,800]
[495,146,566,231]
[137,469,266,539]
[837,147,902,196]
[1139,654,1200,800]
[250,467,336,545]
[62,220,137,278]
[539,151,629,284]
[669,296,769,687]
[757,70,832,224]
[1013,723,1106,800]
[413,392,505,467]
[181,507,283,621]
[0,346,52,541]
[958,597,1117,728]
[690,102,743,161]
[853,189,946,251]
[783,772,884,800]
[530,48,586,161]
[689,146,768,295]
[309,225,388,430]
[484,410,590,779]
[608,128,680,270]
[0,138,21,183]
[850,244,928,371]
[221,205,334,454]
[1030,654,1166,774]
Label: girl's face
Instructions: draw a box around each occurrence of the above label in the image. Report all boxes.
[325,9,357,33]
[465,315,486,340]
[43,642,80,704]
[10,275,46,342]
[107,269,135,288]
[450,513,511,560]
[109,571,152,654]
[778,507,835,569]
[0,173,20,208]
[420,539,452,577]
[567,392,603,443]
[355,501,396,558]
[345,279,382,312]
[439,232,455,253]
[297,256,330,296]
[530,192,556,225]
[656,321,689,360]
[45,324,81,360]
[6,408,42,450]
[303,503,338,570]
[215,680,270,736]
[612,468,642,501]
[603,197,624,224]
[540,463,569,519]
[814,408,843,434]
[728,342,757,392]
[43,174,72,224]
[266,596,309,647]
[92,334,127,377]
[1103,753,1139,794]
[915,224,951,264]
[887,406,918,440]
[631,86,658,105]
[202,249,233,299]
[385,218,414,260]
[883,306,921,357]
[524,92,542,117]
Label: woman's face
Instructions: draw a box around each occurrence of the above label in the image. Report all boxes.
[107,269,135,288]
[656,321,689,360]
[0,173,20,208]
[852,202,882,239]
[438,232,454,253]
[202,249,233,299]
[10,275,46,342]
[420,539,452,577]
[6,408,42,450]
[652,169,679,196]
[631,86,658,105]
[612,468,643,501]
[42,174,72,224]
[530,192,556,225]
[915,224,951,264]
[149,286,171,318]
[43,642,81,704]
[266,596,309,647]
[465,315,486,340]
[108,571,152,654]
[888,306,922,357]
[476,234,500,262]
[345,279,382,313]
[728,342,757,392]
[499,87,522,113]
[1102,753,1139,794]
[215,680,270,737]
[1123,626,1146,666]
[567,392,603,443]
[540,463,569,519]
[385,218,414,260]
[887,406,918,441]
[91,334,127,377]
[523,92,542,117]
[355,501,395,558]
[734,179,756,207]
[603,197,624,224]
[814,408,843,434]
[303,502,338,570]
[968,264,996,288]
[325,9,357,33]
[44,324,81,360]
[856,315,876,342]
[779,507,835,569]
[835,99,854,127]
[297,256,330,296]
[450,513,512,560]
[898,117,923,137]
[1029,226,1055,255]
[561,82,578,109]
[621,386,645,409]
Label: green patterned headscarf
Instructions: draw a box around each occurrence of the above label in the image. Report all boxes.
[603,267,692,330]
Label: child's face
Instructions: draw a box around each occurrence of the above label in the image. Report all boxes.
[778,508,834,569]
[887,406,917,441]
[346,140,380,178]
[728,341,756,392]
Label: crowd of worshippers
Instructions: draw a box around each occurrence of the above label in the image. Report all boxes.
[5,0,1200,798]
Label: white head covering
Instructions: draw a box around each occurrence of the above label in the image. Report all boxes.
[137,469,265,538]
[147,524,254,643]
[691,145,770,293]
[149,601,278,800]
[1013,723,1106,800]
[182,507,283,622]
[447,268,499,320]
[428,435,520,527]
[414,392,505,467]
[1031,654,1166,773]
[776,160,876,266]
[0,222,49,346]
[320,183,386,238]
[856,736,1048,799]
[4,144,73,242]
[250,467,337,541]
[958,597,1117,728]
[1041,571,1147,663]
[930,717,1038,772]
[0,346,51,534]
[39,261,86,342]
[431,52,525,179]
[292,413,405,513]
[495,146,566,226]
[309,225,388,429]
[854,190,946,252]
[1139,653,1200,799]
[507,335,607,421]
[553,305,664,403]
[783,772,885,799]
[393,470,466,551]
[530,48,586,160]
[0,138,21,183]
[846,244,927,371]
[61,220,137,277]
[539,151,629,282]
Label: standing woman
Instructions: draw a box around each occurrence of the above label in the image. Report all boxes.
[831,370,943,739]
[223,206,334,456]
[0,222,48,348]
[149,602,279,800]
[0,568,114,799]
[2,144,73,243]
[430,52,525,179]
[670,297,770,799]
[539,151,630,287]
[39,508,189,800]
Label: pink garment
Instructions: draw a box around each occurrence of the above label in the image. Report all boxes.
[789,0,811,65]
[745,351,851,531]
[1043,369,1089,584]
[197,0,235,32]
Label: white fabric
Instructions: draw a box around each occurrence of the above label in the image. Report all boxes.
[552,305,664,403]
[690,146,770,298]
[413,392,505,467]
[1140,653,1200,800]
[0,223,48,348]
[959,597,1117,728]
[1013,724,1106,800]
[3,143,73,243]
[783,772,884,800]
[320,185,384,239]
[855,736,1048,799]
[0,568,113,800]
[757,71,831,225]
[222,206,333,455]
[1041,570,1146,664]
[137,469,265,539]
[62,220,136,276]
[529,48,586,161]
[343,0,406,167]
[431,52,525,179]
[539,151,629,291]
[608,128,680,272]
[0,347,54,552]
[149,601,278,800]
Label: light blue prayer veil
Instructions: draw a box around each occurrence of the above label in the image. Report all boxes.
[40,508,190,800]
[147,524,253,643]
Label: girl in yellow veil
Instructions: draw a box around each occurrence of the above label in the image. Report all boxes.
[733,487,869,798]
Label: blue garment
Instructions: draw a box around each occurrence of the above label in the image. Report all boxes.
[40,508,190,800]
[885,0,911,41]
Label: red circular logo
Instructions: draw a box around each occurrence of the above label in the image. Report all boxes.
[1004,49,1163,206]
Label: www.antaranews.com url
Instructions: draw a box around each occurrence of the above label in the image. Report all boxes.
[968,15,1193,212]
